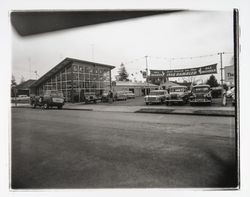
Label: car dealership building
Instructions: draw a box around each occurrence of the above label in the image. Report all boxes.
[30,58,115,102]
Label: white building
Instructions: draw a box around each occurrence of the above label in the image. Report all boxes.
[113,81,158,96]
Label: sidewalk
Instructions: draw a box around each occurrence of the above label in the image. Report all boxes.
[11,103,235,117]
[63,103,235,117]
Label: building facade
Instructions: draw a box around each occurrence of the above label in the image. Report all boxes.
[113,81,158,96]
[30,58,115,102]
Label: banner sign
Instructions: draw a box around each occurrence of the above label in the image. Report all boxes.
[150,64,217,78]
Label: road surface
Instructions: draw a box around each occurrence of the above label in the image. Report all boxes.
[11,108,237,188]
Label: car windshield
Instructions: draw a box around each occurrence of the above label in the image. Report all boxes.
[46,91,63,97]
[193,87,209,93]
[170,88,185,92]
[149,91,165,95]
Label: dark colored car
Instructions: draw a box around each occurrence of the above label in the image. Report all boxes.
[189,85,212,105]
[30,90,65,109]
[83,92,97,104]
[101,91,110,102]
[165,85,189,105]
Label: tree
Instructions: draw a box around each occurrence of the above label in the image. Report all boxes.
[206,75,219,87]
[118,63,129,81]
[11,75,17,86]
[11,75,17,97]
[20,75,25,84]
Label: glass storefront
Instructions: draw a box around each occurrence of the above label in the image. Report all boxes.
[37,62,112,102]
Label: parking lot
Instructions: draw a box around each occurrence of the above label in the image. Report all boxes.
[11,108,237,188]
[96,96,233,107]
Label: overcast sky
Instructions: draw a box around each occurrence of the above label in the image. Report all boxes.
[11,10,234,84]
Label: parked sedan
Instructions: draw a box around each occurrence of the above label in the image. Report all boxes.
[114,91,127,101]
[124,91,135,99]
[144,90,168,105]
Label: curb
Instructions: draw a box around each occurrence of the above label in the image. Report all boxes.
[12,106,235,117]
[135,108,235,117]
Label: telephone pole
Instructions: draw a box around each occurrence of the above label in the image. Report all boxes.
[218,52,225,85]
[145,55,149,95]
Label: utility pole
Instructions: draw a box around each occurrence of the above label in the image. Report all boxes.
[218,52,225,85]
[28,57,31,79]
[145,55,149,95]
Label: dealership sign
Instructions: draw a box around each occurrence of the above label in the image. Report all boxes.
[224,65,234,85]
[150,64,217,78]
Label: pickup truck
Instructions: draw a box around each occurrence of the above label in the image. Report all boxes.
[30,90,65,109]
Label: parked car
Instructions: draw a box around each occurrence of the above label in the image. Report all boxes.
[12,95,30,103]
[114,91,127,101]
[231,88,235,106]
[189,85,212,105]
[165,86,189,105]
[124,91,135,99]
[16,94,30,101]
[30,90,65,109]
[101,91,110,102]
[144,90,168,105]
[84,92,98,104]
[226,87,235,98]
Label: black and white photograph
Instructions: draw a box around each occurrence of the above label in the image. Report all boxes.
[10,9,238,189]
[1,0,250,196]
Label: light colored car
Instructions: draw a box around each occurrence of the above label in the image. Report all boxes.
[226,87,235,98]
[114,91,127,101]
[123,91,135,99]
[165,86,189,105]
[16,95,30,101]
[144,90,168,105]
[189,85,212,105]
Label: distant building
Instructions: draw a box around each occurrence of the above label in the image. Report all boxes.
[113,81,158,96]
[159,81,179,90]
[15,79,37,96]
[224,65,234,86]
[30,58,115,102]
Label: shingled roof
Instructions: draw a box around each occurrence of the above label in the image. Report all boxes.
[16,79,37,89]
[30,58,115,88]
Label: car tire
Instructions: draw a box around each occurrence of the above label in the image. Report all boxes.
[57,105,62,109]
[146,102,149,105]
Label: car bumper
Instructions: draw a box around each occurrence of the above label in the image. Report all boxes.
[167,99,184,103]
[145,100,161,103]
[189,99,211,103]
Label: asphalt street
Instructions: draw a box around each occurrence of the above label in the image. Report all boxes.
[11,108,237,188]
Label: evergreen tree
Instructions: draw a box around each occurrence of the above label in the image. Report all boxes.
[20,76,25,84]
[11,75,17,97]
[206,75,219,87]
[11,75,17,86]
[118,63,129,81]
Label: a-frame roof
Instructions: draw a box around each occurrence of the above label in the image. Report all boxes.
[31,58,115,88]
